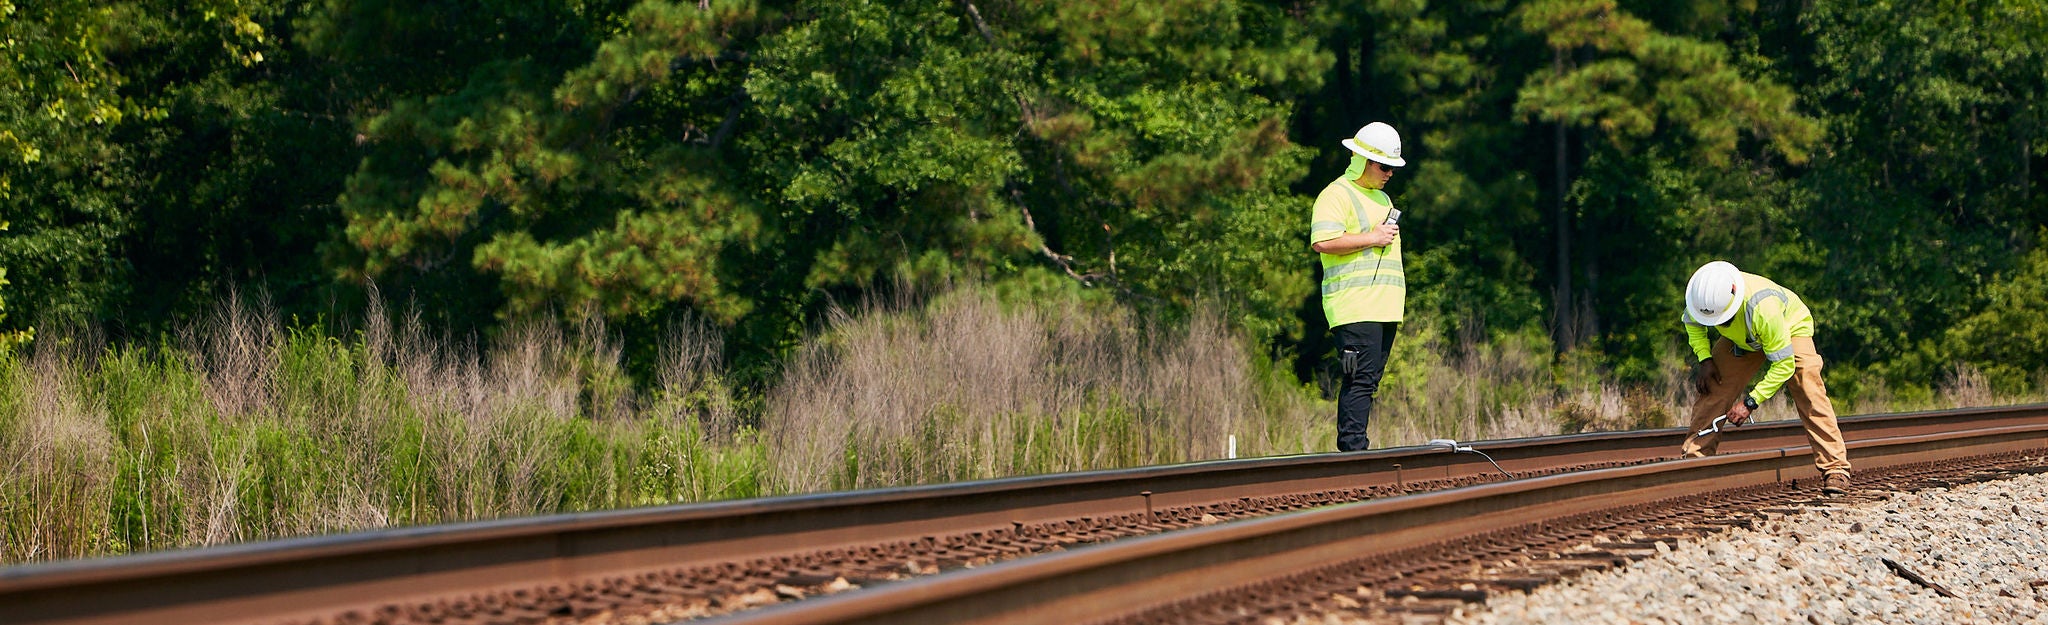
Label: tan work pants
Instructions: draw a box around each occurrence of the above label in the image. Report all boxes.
[1682,336,1851,477]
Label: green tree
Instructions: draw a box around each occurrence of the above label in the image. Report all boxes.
[0,220,25,351]
[110,0,354,332]
[739,0,1325,339]
[0,0,132,328]
[319,0,1331,366]
[1511,0,1821,368]
[6,0,2043,402]
[1949,237,2048,393]
[1785,0,2048,387]
[0,0,319,336]
[310,0,764,329]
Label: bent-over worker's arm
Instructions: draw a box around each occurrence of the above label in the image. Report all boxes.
[1683,315,1714,362]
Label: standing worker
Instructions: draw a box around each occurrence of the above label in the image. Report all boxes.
[1309,122,1408,451]
[1680,260,1852,494]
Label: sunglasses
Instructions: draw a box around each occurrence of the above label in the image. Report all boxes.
[1370,161,1398,173]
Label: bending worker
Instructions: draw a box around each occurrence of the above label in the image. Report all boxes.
[1309,122,1407,451]
[1680,260,1851,494]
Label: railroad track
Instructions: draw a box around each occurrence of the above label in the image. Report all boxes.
[4,405,2045,625]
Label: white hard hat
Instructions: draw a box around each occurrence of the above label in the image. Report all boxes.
[1342,122,1406,167]
[1685,261,1745,326]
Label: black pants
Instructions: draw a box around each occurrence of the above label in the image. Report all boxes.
[1333,321,1398,452]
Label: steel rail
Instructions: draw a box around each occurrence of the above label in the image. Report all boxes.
[718,422,2048,625]
[1,404,2044,625]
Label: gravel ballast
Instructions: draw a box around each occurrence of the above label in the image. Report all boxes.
[1449,469,2048,625]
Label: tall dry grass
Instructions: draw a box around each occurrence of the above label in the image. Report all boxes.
[1360,318,1692,447]
[0,341,116,561]
[761,288,1318,492]
[0,292,760,563]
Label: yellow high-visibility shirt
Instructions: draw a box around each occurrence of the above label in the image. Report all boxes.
[1682,273,1815,404]
[1309,177,1403,327]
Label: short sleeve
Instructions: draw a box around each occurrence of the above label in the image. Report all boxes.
[1310,184,1352,244]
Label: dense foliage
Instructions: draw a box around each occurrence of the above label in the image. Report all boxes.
[3,0,2044,395]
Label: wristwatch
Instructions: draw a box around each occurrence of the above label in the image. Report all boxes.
[1743,396,1759,412]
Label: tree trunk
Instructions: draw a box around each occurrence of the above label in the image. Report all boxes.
[1359,30,1374,118]
[2022,126,2031,208]
[1552,49,1576,351]
[1334,33,1354,120]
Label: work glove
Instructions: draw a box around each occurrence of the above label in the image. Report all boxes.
[1691,358,1720,395]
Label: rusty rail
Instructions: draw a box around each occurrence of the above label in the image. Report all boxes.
[719,422,2048,625]
[2,404,2044,625]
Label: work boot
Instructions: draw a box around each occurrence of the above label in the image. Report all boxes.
[1822,473,1850,495]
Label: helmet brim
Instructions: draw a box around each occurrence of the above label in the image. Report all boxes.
[1688,305,1739,327]
[1342,139,1407,168]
